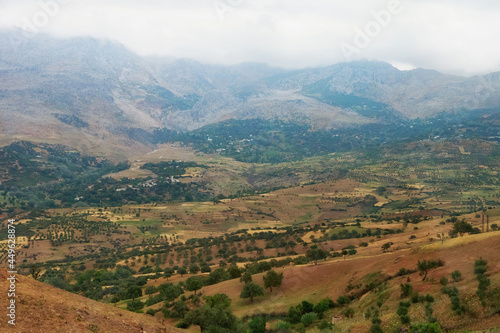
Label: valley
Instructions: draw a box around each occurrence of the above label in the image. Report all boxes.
[1,130,499,332]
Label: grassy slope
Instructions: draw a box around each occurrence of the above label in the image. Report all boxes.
[0,269,182,333]
[196,231,500,332]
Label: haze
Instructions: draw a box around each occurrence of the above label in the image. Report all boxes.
[1,0,500,76]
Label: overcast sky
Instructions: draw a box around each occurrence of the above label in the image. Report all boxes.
[1,0,499,76]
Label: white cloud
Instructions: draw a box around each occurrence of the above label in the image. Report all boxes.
[1,0,499,75]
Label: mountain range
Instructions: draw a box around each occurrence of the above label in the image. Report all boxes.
[1,32,500,159]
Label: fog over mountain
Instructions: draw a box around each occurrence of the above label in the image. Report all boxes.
[1,33,500,158]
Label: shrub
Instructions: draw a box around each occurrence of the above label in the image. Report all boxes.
[451,270,462,282]
[411,291,420,303]
[275,321,291,333]
[343,307,355,318]
[288,306,302,324]
[440,277,448,286]
[318,319,333,330]
[397,306,408,316]
[249,317,266,333]
[313,299,330,317]
[336,295,350,305]
[301,312,318,327]
[300,300,314,313]
[400,283,413,298]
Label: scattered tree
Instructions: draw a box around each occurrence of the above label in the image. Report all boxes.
[185,276,204,294]
[240,282,264,302]
[263,270,284,292]
[417,259,444,281]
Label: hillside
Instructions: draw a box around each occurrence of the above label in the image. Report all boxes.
[0,268,182,333]
[198,231,500,332]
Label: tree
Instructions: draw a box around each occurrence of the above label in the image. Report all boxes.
[126,299,144,312]
[125,285,142,300]
[164,267,174,280]
[159,283,183,301]
[183,293,244,332]
[240,282,264,302]
[200,263,212,273]
[189,263,200,274]
[263,270,284,292]
[145,285,158,296]
[177,267,188,276]
[381,242,393,253]
[240,272,252,284]
[306,245,328,265]
[417,259,444,281]
[171,300,189,318]
[204,293,232,309]
[227,265,242,279]
[453,219,474,236]
[185,276,204,294]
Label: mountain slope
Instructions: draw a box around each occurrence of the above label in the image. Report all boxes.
[0,269,181,333]
[1,33,500,158]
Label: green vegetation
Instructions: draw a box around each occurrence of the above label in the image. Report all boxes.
[240,283,265,302]
[417,259,445,281]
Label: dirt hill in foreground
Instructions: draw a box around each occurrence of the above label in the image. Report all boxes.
[0,269,182,333]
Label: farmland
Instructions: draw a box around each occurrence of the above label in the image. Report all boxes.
[1,133,500,332]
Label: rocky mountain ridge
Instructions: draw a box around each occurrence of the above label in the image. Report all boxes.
[1,33,499,158]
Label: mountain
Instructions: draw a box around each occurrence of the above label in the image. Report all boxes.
[1,32,500,159]
[0,269,181,333]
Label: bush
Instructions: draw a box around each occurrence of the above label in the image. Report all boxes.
[300,300,314,313]
[275,321,291,333]
[336,295,350,305]
[313,299,332,317]
[397,306,408,316]
[249,317,266,333]
[440,277,448,286]
[370,324,383,333]
[451,270,462,282]
[301,312,318,327]
[343,307,355,318]
[146,309,156,316]
[411,323,442,333]
[400,283,413,298]
[288,306,302,324]
[318,319,333,330]
[400,314,411,324]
